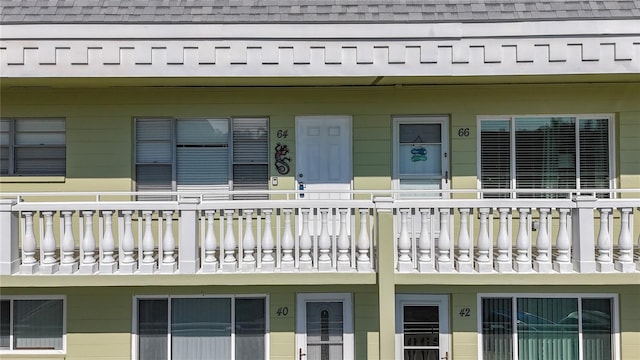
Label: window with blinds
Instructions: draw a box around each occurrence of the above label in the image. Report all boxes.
[479,115,611,198]
[135,117,268,199]
[0,118,66,176]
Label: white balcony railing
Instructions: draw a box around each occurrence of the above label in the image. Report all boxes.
[0,190,638,276]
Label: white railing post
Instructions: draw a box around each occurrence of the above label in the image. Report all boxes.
[571,196,597,273]
[337,208,351,272]
[261,209,275,272]
[614,207,634,272]
[0,200,19,275]
[514,208,532,273]
[59,211,78,274]
[281,208,295,271]
[495,208,512,273]
[222,209,237,272]
[456,208,473,273]
[160,210,177,273]
[554,208,572,273]
[397,209,412,272]
[475,208,492,273]
[20,211,38,274]
[241,209,256,272]
[40,211,59,274]
[120,210,137,274]
[202,210,218,272]
[317,208,332,272]
[357,208,372,272]
[100,210,117,273]
[178,197,200,274]
[139,211,156,274]
[417,208,433,273]
[79,210,98,274]
[596,208,614,272]
[299,208,313,272]
[534,208,552,273]
[436,209,453,272]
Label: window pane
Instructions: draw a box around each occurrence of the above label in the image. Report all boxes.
[399,124,441,143]
[480,120,511,198]
[172,298,231,360]
[307,302,343,360]
[176,147,228,185]
[235,298,266,360]
[13,299,63,350]
[515,117,576,197]
[517,298,578,360]
[0,300,9,349]
[581,298,612,360]
[233,118,268,163]
[579,119,609,195]
[482,298,513,360]
[14,147,66,175]
[403,305,439,348]
[0,146,8,175]
[177,119,228,144]
[138,299,168,360]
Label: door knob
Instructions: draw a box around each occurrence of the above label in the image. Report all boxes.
[298,173,303,178]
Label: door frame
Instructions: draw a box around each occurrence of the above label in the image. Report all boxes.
[392,115,450,198]
[294,115,353,199]
[295,292,354,360]
[395,294,451,360]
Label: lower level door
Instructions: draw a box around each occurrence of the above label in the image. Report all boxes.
[296,293,353,360]
[396,294,450,360]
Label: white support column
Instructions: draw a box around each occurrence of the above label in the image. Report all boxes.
[120,210,137,274]
[0,200,19,275]
[157,210,176,273]
[280,208,295,272]
[317,208,332,272]
[436,209,453,272]
[40,211,59,274]
[495,208,512,273]
[202,210,218,273]
[357,208,372,272]
[337,208,351,272]
[59,211,78,274]
[475,208,492,273]
[571,196,597,273]
[554,208,573,273]
[261,209,275,272]
[20,211,38,274]
[79,210,98,274]
[241,209,256,272]
[178,197,200,274]
[100,210,118,274]
[299,208,313,272]
[514,208,532,273]
[139,210,157,274]
[397,209,413,272]
[615,207,635,272]
[533,208,552,273]
[456,208,473,273]
[596,208,614,272]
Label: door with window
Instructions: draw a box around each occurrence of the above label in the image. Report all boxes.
[296,293,353,360]
[396,294,450,360]
[393,116,450,198]
[295,116,352,200]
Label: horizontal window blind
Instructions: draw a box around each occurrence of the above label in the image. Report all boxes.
[579,119,609,192]
[232,118,269,199]
[480,120,511,198]
[135,119,172,198]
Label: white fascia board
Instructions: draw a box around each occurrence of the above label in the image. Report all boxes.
[1,20,639,78]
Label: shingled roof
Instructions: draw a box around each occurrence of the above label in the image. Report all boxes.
[1,0,639,24]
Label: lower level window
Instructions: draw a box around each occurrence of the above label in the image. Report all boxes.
[481,295,615,360]
[136,296,266,360]
[0,298,65,352]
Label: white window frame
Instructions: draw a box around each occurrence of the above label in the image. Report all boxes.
[476,293,620,360]
[392,115,450,199]
[134,117,269,195]
[0,295,67,355]
[295,292,354,360]
[395,294,450,360]
[476,114,615,198]
[131,294,269,360]
[0,118,66,176]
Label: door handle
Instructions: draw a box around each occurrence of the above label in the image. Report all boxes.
[445,171,449,184]
[441,351,449,360]
[299,348,306,360]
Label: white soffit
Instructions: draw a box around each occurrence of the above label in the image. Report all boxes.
[1,20,639,78]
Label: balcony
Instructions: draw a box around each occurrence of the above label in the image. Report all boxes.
[0,190,638,277]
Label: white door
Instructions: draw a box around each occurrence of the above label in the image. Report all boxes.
[393,116,450,198]
[296,116,352,200]
[296,293,354,360]
[396,295,450,360]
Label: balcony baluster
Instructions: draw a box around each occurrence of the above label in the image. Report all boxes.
[534,208,552,273]
[337,208,351,272]
[357,208,371,272]
[436,209,453,272]
[456,208,472,273]
[261,209,275,272]
[40,211,59,274]
[615,208,634,272]
[242,210,256,272]
[21,211,38,274]
[299,208,313,271]
[397,209,412,272]
[475,208,492,273]
[515,208,532,272]
[597,208,613,272]
[281,208,295,271]
[202,210,218,272]
[495,208,512,272]
[79,210,98,274]
[60,211,77,274]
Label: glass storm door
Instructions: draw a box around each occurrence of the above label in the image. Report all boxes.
[296,293,353,360]
[396,295,450,360]
[295,116,352,200]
